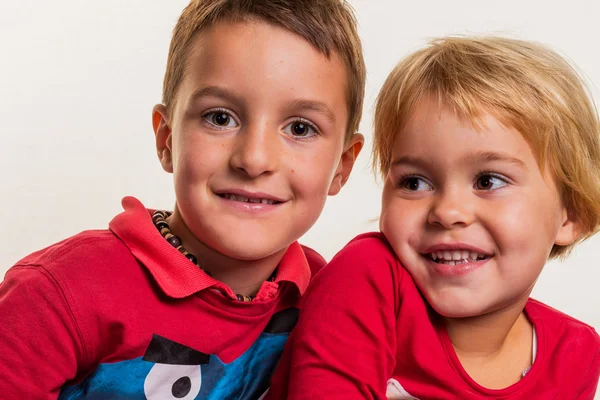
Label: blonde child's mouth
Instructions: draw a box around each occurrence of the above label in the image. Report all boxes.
[427,250,490,266]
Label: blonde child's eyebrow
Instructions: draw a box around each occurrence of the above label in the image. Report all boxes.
[284,99,336,124]
[391,151,526,169]
[391,155,429,169]
[460,150,527,168]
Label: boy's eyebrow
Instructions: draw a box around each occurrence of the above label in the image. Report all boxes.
[285,99,336,124]
[188,85,239,104]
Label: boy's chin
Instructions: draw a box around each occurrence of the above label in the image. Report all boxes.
[207,235,293,262]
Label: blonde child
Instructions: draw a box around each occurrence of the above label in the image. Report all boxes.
[269,36,600,399]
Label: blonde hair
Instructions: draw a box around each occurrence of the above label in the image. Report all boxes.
[163,0,365,140]
[373,36,600,258]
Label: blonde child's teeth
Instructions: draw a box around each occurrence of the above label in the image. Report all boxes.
[429,250,488,263]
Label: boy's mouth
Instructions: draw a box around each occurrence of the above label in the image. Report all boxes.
[217,193,282,205]
[426,250,490,266]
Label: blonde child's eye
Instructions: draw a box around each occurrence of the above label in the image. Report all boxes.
[203,110,238,129]
[400,176,433,191]
[283,119,319,140]
[475,174,508,191]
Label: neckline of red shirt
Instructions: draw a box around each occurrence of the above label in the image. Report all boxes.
[435,299,544,396]
[108,196,311,300]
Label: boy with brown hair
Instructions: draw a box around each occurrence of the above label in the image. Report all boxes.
[0,0,365,398]
[270,36,600,399]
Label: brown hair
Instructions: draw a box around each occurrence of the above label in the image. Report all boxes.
[163,0,365,139]
[373,36,600,258]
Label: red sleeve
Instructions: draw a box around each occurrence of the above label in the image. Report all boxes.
[269,234,399,400]
[0,265,85,398]
[576,344,600,399]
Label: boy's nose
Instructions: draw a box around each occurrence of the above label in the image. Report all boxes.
[229,123,280,178]
[427,188,475,229]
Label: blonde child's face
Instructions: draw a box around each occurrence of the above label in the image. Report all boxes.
[154,19,358,261]
[380,98,579,318]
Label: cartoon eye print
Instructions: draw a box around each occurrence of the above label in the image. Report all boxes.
[142,334,211,400]
[144,363,201,400]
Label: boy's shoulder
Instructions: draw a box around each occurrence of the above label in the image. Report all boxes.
[5,228,142,309]
[15,229,127,269]
[12,229,131,278]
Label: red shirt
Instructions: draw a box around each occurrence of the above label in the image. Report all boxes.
[0,197,325,399]
[269,232,600,399]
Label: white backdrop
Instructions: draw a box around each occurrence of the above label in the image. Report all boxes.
[1,0,598,339]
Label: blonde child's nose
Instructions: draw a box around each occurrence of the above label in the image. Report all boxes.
[427,189,475,229]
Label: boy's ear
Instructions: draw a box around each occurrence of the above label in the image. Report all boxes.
[328,133,364,196]
[153,104,174,173]
[554,207,584,246]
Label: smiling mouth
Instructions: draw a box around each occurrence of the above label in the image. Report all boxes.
[426,250,491,266]
[217,193,283,205]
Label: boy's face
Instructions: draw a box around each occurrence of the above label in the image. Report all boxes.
[153,20,362,261]
[380,98,580,318]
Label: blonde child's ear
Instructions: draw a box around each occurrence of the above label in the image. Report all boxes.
[328,133,364,196]
[554,207,584,247]
[152,104,174,173]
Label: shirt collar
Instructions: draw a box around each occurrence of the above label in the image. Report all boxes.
[109,196,311,298]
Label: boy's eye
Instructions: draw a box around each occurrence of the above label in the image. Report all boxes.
[400,176,433,191]
[283,119,319,139]
[203,111,238,129]
[475,174,508,191]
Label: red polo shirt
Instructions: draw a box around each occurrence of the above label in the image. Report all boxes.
[0,197,325,399]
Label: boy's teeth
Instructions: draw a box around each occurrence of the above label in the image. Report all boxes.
[223,194,275,205]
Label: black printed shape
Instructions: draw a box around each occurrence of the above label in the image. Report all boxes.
[143,334,210,365]
[172,376,192,398]
[263,308,300,334]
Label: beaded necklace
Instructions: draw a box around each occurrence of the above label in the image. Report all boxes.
[152,210,275,302]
